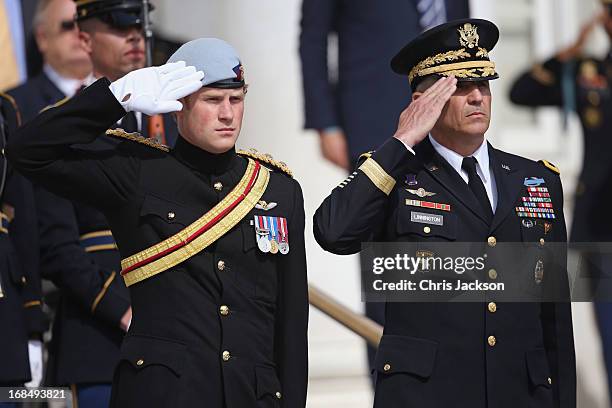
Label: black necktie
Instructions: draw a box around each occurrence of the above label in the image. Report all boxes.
[461,157,493,223]
[121,111,139,133]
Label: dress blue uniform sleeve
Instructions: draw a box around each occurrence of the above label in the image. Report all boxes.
[314,137,418,254]
[540,174,577,408]
[35,186,130,328]
[298,0,342,131]
[509,57,569,108]
[6,78,139,209]
[275,180,308,407]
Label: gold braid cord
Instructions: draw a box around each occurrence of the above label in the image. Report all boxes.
[105,128,170,152]
[237,148,293,177]
[409,48,471,82]
[121,159,269,287]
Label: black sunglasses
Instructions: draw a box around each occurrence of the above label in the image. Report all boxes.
[60,20,77,31]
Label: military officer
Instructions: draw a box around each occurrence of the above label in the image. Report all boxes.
[7,2,179,405]
[7,38,308,408]
[0,94,47,391]
[314,19,576,407]
[510,2,612,399]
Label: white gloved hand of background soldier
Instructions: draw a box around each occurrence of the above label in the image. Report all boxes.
[24,339,43,388]
[109,61,204,116]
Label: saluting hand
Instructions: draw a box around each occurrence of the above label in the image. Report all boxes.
[109,61,205,116]
[393,76,457,148]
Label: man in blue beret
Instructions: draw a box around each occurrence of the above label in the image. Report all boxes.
[7,37,308,408]
[314,19,576,407]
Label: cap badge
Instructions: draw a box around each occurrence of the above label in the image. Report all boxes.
[458,23,479,49]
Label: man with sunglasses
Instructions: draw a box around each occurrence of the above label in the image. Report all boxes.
[8,0,92,120]
[510,0,612,401]
[10,1,177,407]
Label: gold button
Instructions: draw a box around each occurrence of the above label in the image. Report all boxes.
[383,363,391,372]
[136,359,144,366]
[222,350,231,361]
[214,181,223,191]
[487,335,496,347]
[547,377,552,385]
[487,236,497,247]
[488,269,498,280]
[217,260,225,271]
[539,238,545,247]
[423,226,431,234]
[167,211,175,220]
[220,305,229,316]
[488,302,497,313]
[275,392,282,399]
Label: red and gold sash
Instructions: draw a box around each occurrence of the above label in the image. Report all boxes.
[121,158,269,287]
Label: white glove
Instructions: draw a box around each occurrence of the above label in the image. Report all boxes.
[109,61,204,115]
[25,340,43,388]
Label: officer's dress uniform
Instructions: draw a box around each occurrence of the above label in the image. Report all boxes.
[0,94,47,387]
[7,78,309,408]
[314,19,576,408]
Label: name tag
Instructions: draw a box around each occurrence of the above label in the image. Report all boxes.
[411,211,443,226]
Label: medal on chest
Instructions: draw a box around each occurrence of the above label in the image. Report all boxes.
[254,215,290,255]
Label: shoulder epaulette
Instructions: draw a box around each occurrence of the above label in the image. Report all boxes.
[105,128,170,152]
[539,159,560,175]
[0,92,21,126]
[40,96,70,114]
[359,151,374,161]
[237,148,292,177]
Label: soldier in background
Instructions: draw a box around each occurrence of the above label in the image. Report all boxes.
[0,93,47,401]
[510,0,612,399]
[10,1,176,406]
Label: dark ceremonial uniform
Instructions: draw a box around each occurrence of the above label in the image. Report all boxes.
[314,137,576,408]
[7,1,178,391]
[314,18,576,408]
[9,78,178,390]
[7,79,308,408]
[0,93,47,385]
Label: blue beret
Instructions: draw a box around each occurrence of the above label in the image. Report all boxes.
[167,38,245,89]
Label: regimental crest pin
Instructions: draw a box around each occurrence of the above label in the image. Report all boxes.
[405,174,418,186]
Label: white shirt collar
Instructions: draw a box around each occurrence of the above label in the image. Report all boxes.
[43,64,88,98]
[428,134,490,182]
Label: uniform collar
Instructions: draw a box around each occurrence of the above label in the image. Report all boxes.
[428,134,490,182]
[172,136,239,176]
